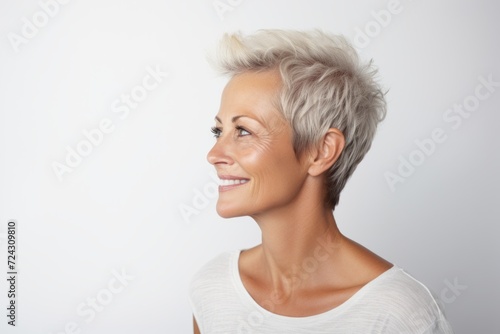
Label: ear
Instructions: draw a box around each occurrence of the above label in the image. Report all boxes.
[308,128,345,177]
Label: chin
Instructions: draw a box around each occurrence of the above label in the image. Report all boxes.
[216,202,247,219]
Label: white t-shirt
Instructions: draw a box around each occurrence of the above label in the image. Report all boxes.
[189,250,453,334]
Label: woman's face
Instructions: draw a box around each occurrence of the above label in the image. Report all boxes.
[207,70,310,219]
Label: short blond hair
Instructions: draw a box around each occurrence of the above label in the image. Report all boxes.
[212,29,387,208]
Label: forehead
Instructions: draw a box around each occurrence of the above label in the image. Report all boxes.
[217,70,282,120]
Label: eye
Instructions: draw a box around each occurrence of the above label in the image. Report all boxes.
[236,126,251,137]
[211,126,221,138]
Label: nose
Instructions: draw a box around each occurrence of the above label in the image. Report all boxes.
[207,136,233,166]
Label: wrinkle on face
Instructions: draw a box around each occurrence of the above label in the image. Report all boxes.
[209,69,310,218]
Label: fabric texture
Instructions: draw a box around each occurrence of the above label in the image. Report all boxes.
[189,250,453,334]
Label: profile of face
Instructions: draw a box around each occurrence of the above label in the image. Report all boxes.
[207,70,311,219]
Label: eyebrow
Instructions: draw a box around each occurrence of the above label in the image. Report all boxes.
[214,115,260,124]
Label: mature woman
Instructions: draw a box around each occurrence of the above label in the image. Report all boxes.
[190,30,453,333]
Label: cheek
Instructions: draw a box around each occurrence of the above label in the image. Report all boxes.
[240,143,304,200]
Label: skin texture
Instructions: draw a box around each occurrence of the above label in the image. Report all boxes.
[193,70,392,332]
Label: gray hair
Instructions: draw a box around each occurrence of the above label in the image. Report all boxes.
[212,29,387,209]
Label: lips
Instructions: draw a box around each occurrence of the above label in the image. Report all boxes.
[218,175,250,191]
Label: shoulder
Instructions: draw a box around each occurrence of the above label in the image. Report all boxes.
[190,250,235,285]
[191,251,234,278]
[372,266,440,308]
[189,250,237,302]
[188,250,241,333]
[360,266,453,333]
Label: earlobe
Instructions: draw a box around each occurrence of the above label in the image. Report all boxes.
[308,128,345,176]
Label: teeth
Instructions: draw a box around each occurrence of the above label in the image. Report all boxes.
[220,179,249,186]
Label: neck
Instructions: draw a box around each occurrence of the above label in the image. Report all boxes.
[250,180,343,294]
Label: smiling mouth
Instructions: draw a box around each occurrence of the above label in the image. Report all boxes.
[218,177,250,191]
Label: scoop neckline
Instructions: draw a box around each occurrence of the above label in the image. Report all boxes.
[231,249,398,324]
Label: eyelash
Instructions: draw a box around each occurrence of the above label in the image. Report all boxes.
[211,126,221,138]
[236,126,251,136]
[210,126,251,138]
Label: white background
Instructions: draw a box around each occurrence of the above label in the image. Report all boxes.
[1,0,499,333]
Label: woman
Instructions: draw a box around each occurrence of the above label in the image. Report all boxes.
[190,29,453,333]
